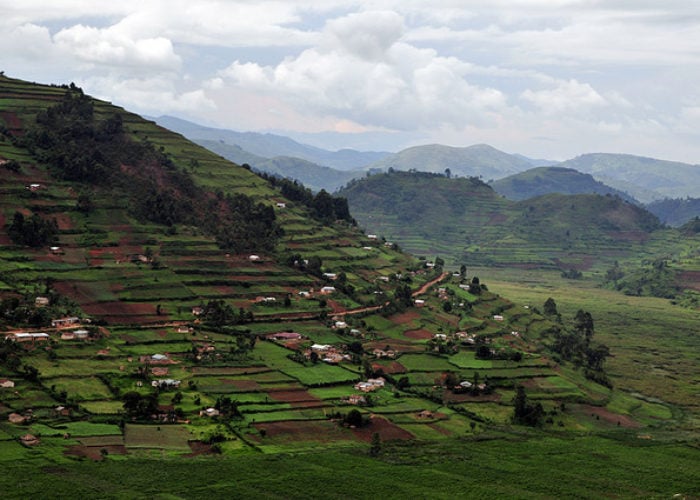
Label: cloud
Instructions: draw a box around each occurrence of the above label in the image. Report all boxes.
[220,10,510,131]
[521,79,606,114]
[84,76,215,114]
[54,24,181,71]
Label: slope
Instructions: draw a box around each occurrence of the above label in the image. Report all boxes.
[491,166,637,204]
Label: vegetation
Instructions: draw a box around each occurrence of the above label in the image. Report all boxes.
[0,74,697,498]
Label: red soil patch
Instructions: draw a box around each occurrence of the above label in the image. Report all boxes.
[252,420,349,443]
[677,271,700,292]
[352,415,414,442]
[404,329,433,340]
[371,361,407,374]
[268,389,320,407]
[184,440,216,457]
[580,405,641,428]
[0,111,22,131]
[391,310,420,324]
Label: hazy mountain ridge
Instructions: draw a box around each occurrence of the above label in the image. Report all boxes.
[558,153,700,203]
[366,143,534,180]
[155,115,389,170]
[490,166,638,204]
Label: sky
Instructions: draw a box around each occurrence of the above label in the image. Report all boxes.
[1,1,700,162]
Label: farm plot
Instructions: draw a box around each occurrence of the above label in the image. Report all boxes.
[124,424,192,451]
[399,353,457,372]
[281,364,359,386]
[44,376,114,401]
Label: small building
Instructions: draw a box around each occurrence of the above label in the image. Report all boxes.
[275,202,286,208]
[334,321,347,329]
[298,291,311,298]
[433,333,447,341]
[493,315,504,321]
[311,344,331,353]
[0,379,15,388]
[35,296,49,307]
[7,332,50,342]
[200,407,220,417]
[72,329,89,339]
[322,272,337,280]
[320,286,336,294]
[152,379,181,388]
[266,332,303,341]
[414,299,425,307]
[345,394,367,405]
[27,184,41,191]
[177,326,191,334]
[354,377,386,393]
[191,306,204,316]
[20,434,40,446]
[51,317,79,328]
[367,234,378,240]
[249,254,261,262]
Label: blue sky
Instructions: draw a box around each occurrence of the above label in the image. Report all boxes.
[1,1,699,162]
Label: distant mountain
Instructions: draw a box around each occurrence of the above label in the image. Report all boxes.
[367,144,533,180]
[512,153,557,167]
[194,139,363,192]
[154,115,390,170]
[339,170,662,268]
[557,153,700,203]
[645,198,700,227]
[490,167,638,204]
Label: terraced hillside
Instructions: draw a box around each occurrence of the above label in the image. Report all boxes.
[0,76,696,496]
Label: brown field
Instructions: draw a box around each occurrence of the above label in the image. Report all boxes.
[65,444,127,461]
[252,419,354,443]
[391,310,420,324]
[579,404,641,429]
[352,415,414,442]
[404,329,433,340]
[371,361,407,374]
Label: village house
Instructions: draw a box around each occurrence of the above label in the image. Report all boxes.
[177,326,192,334]
[0,379,15,388]
[417,410,434,419]
[8,413,27,424]
[50,246,62,254]
[200,407,220,417]
[20,434,40,446]
[6,332,50,343]
[34,296,49,307]
[140,353,172,365]
[367,234,378,240]
[373,348,396,359]
[493,315,504,321]
[322,272,337,280]
[51,317,79,328]
[27,183,41,191]
[191,306,204,316]
[275,202,286,208]
[433,333,447,341]
[344,394,367,405]
[354,377,385,392]
[266,332,303,341]
[248,254,261,262]
[334,321,347,329]
[297,290,311,298]
[152,379,181,389]
[414,299,425,307]
[320,286,336,294]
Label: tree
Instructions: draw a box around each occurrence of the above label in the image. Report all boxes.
[543,297,558,317]
[512,385,543,427]
[574,309,594,344]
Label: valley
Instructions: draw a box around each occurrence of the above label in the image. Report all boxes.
[0,75,698,498]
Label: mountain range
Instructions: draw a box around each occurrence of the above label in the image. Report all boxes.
[158,116,700,225]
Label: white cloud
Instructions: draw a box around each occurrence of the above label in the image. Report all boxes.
[85,76,215,114]
[54,24,181,71]
[521,79,606,114]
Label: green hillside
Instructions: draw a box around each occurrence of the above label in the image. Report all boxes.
[0,75,697,497]
[340,170,665,268]
[491,166,636,203]
[646,197,700,227]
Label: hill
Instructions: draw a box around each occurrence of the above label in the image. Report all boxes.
[366,144,534,179]
[0,75,697,497]
[195,138,362,192]
[340,170,664,269]
[155,115,389,170]
[557,153,700,203]
[490,166,637,204]
[646,197,700,227]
